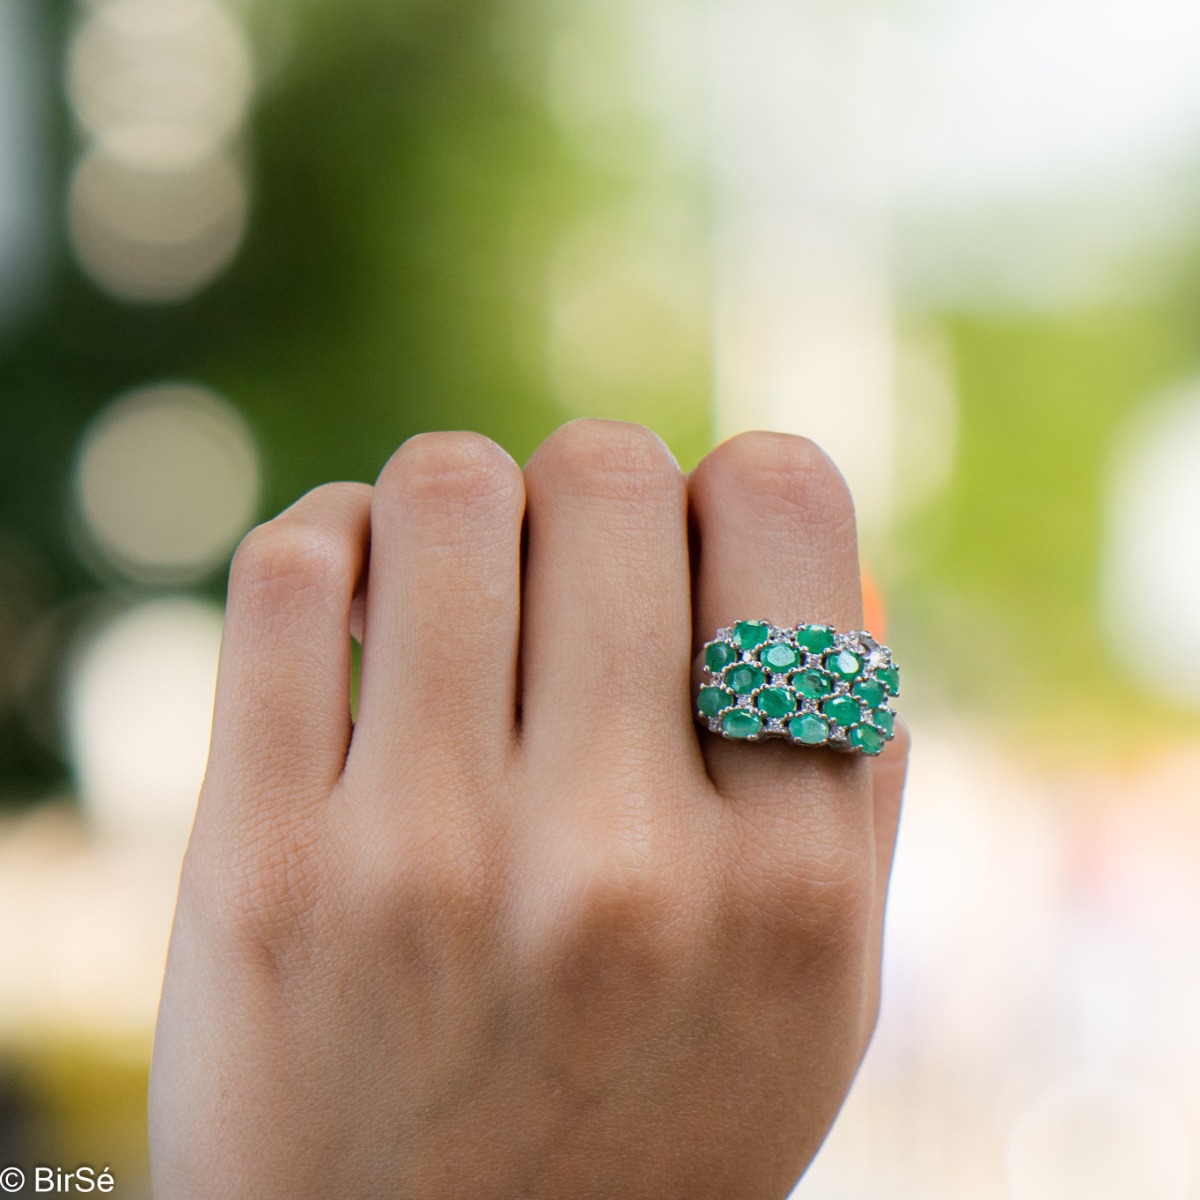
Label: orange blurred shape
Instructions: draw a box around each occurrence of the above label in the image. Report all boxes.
[862,565,886,639]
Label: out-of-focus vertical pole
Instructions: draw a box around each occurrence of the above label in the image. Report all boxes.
[707,0,896,530]
[0,0,48,331]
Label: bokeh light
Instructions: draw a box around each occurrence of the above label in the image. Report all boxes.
[549,202,708,426]
[68,147,248,302]
[892,323,959,519]
[891,0,1200,206]
[547,0,705,173]
[65,0,253,302]
[707,4,895,529]
[67,0,252,170]
[64,597,221,849]
[0,802,182,1040]
[1102,387,1200,707]
[74,383,260,584]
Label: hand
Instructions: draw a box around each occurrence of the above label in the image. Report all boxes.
[148,420,908,1199]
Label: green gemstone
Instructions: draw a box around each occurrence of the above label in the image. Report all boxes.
[725,663,765,695]
[793,669,833,700]
[826,650,862,682]
[761,642,800,673]
[723,710,763,739]
[872,707,895,738]
[852,679,886,708]
[757,687,796,718]
[733,621,771,652]
[795,624,836,654]
[697,687,733,717]
[876,664,900,694]
[850,725,883,756]
[823,695,862,727]
[789,713,830,745]
[705,642,737,673]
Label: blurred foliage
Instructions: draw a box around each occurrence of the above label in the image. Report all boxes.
[893,293,1200,739]
[3,0,1200,813]
[1,0,714,801]
[0,1039,150,1195]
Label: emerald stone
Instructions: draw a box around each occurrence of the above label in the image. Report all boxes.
[852,679,886,708]
[733,621,771,652]
[756,687,796,718]
[872,707,895,738]
[723,710,762,739]
[697,687,732,717]
[823,695,862,727]
[705,641,737,673]
[876,664,900,694]
[795,624,836,654]
[725,663,765,695]
[761,642,800,673]
[826,650,862,682]
[793,669,833,700]
[850,725,883,756]
[789,713,830,745]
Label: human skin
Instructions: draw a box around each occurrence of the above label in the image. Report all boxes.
[148,420,908,1199]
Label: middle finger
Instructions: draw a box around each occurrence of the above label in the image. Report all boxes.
[520,420,693,767]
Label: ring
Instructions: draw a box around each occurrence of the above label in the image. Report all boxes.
[696,620,899,756]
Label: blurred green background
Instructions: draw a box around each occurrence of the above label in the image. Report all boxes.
[0,0,710,793]
[3,0,1200,1196]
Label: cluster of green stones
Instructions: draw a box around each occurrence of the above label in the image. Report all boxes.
[696,620,899,756]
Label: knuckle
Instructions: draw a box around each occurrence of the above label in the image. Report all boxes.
[376,431,523,515]
[182,815,327,950]
[292,479,374,515]
[367,855,497,976]
[729,827,874,962]
[229,521,349,610]
[780,850,873,961]
[544,851,683,981]
[578,858,675,932]
[781,842,874,939]
[358,815,497,930]
[527,418,682,505]
[396,851,489,923]
[699,431,856,531]
[290,477,369,506]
